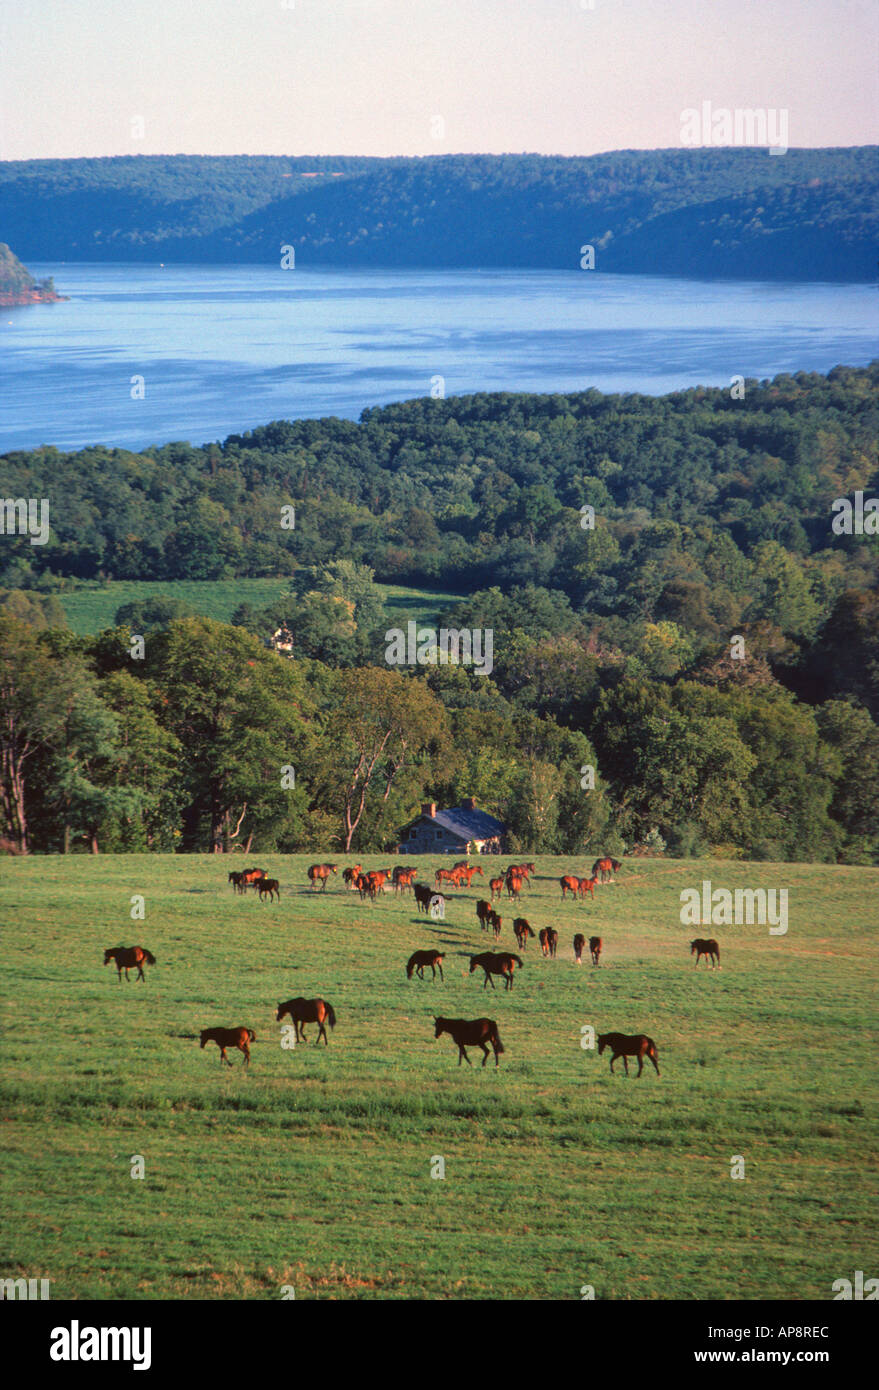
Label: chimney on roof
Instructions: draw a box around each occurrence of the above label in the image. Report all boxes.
[422,802,437,818]
[463,796,477,811]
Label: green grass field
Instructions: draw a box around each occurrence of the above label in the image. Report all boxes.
[1,854,876,1300]
[56,580,466,636]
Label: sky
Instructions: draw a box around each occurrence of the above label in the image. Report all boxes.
[0,0,876,161]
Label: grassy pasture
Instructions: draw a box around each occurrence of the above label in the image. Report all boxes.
[1,854,876,1301]
[55,580,466,636]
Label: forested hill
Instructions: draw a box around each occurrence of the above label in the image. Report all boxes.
[2,148,877,279]
[0,242,62,304]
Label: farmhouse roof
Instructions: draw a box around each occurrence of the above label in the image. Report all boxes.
[406,803,506,840]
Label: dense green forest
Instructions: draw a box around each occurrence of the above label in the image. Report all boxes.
[3,148,877,278]
[1,366,877,861]
[0,241,57,301]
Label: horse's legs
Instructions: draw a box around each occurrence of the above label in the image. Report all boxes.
[637,1053,644,1077]
[318,1021,327,1045]
[437,963,444,981]
[459,1045,472,1066]
[622,1055,629,1076]
[650,1052,660,1075]
[480,1042,490,1067]
[220,1047,231,1066]
[242,1044,250,1068]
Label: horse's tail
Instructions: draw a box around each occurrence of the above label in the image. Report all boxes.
[647,1037,658,1060]
[143,949,157,965]
[325,1003,336,1029]
[490,1023,505,1054]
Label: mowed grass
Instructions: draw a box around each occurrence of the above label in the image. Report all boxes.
[56,580,466,636]
[1,854,876,1301]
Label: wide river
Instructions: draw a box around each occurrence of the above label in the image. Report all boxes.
[1,263,875,453]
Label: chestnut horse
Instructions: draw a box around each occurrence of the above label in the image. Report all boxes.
[691,938,721,969]
[592,857,621,884]
[276,997,336,1044]
[456,865,484,888]
[308,863,337,891]
[433,1016,504,1067]
[393,866,417,893]
[590,935,602,966]
[489,910,503,940]
[200,1026,255,1067]
[514,918,535,949]
[241,867,267,888]
[343,865,362,889]
[489,877,504,901]
[104,946,156,982]
[560,875,580,899]
[406,949,445,981]
[469,951,523,990]
[597,1032,659,1077]
[476,899,493,930]
[578,876,597,899]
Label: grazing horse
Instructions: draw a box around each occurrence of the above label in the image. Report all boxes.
[276,997,336,1045]
[414,883,442,914]
[577,876,597,899]
[406,949,445,982]
[476,899,493,931]
[691,938,721,969]
[343,865,362,889]
[539,928,551,957]
[228,871,246,894]
[200,1026,255,1067]
[434,1016,504,1068]
[592,857,621,884]
[560,875,580,900]
[469,951,523,990]
[256,877,280,902]
[546,927,558,958]
[104,946,156,982]
[590,935,602,966]
[393,866,417,893]
[514,917,535,950]
[308,863,338,891]
[489,910,503,941]
[489,876,504,902]
[573,933,585,964]
[597,1032,659,1077]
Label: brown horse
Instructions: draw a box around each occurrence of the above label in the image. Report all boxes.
[104,946,156,982]
[393,866,417,893]
[546,927,558,958]
[573,933,585,964]
[469,951,523,990]
[434,1016,504,1067]
[256,877,281,902]
[200,1026,255,1067]
[241,867,267,888]
[456,865,484,888]
[590,935,602,966]
[276,997,336,1044]
[514,917,535,949]
[308,863,338,891]
[691,938,721,969]
[228,871,246,894]
[560,874,580,899]
[406,949,445,981]
[578,876,598,899]
[592,857,621,884]
[597,1032,659,1077]
[343,865,362,889]
[505,870,524,901]
[476,899,493,930]
[539,928,551,957]
[489,876,504,901]
[414,883,444,915]
[489,910,503,941]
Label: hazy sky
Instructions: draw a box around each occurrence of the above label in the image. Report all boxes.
[1,0,876,160]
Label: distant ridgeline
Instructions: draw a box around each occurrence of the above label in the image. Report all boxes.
[1,148,877,279]
[0,241,64,305]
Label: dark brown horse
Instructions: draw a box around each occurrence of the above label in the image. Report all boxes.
[104,946,156,982]
[228,871,246,894]
[597,1032,660,1077]
[343,865,362,889]
[307,863,337,891]
[489,910,503,940]
[539,927,551,957]
[469,951,523,990]
[414,883,443,915]
[691,938,721,969]
[476,899,493,930]
[406,949,445,981]
[256,877,281,902]
[546,927,558,958]
[513,917,535,949]
[200,1026,255,1067]
[276,997,336,1044]
[589,935,602,966]
[573,932,585,964]
[433,1016,504,1067]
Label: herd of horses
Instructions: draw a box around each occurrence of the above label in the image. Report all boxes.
[102,852,718,1076]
